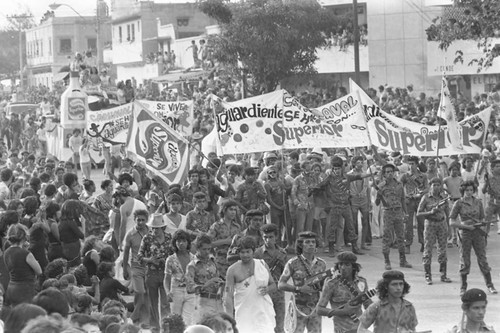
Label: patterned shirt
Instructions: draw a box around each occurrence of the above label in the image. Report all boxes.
[165,252,196,288]
[359,298,418,333]
[185,254,219,294]
[377,179,405,209]
[279,255,327,307]
[137,229,173,271]
[318,276,370,332]
[181,183,208,204]
[417,191,449,221]
[348,170,370,206]
[254,245,287,298]
[449,197,485,225]
[207,219,242,256]
[292,173,314,209]
[265,179,287,207]
[447,322,495,333]
[317,173,363,206]
[486,173,500,201]
[185,208,215,234]
[401,170,428,199]
[227,228,265,264]
[235,181,267,211]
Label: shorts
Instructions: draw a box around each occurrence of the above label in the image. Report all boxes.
[131,265,147,294]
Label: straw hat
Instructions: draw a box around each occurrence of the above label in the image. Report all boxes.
[147,213,167,228]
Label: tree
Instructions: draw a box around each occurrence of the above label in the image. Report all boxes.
[426,0,500,70]
[0,13,35,80]
[199,0,340,92]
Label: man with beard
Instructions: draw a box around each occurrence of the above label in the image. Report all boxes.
[224,236,276,333]
[358,270,418,333]
[314,156,370,255]
[317,251,372,333]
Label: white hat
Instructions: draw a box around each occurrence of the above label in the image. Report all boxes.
[264,152,278,160]
[147,213,167,228]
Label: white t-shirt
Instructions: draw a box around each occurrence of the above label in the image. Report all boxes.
[79,146,91,163]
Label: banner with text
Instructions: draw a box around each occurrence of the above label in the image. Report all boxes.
[350,80,491,156]
[215,90,370,154]
[138,100,194,137]
[125,101,189,185]
[215,90,284,154]
[86,103,133,146]
[283,91,370,149]
[86,100,194,146]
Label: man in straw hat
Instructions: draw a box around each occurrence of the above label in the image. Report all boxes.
[317,251,372,333]
[358,270,418,333]
[448,288,495,333]
[137,213,173,333]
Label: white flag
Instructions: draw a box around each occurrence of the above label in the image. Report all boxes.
[438,77,463,151]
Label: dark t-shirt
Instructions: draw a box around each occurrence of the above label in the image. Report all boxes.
[3,246,36,283]
[100,276,128,303]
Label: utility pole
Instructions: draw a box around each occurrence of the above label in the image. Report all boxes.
[353,0,360,85]
[7,14,33,98]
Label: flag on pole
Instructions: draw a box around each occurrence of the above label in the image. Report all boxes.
[125,101,189,185]
[438,76,464,151]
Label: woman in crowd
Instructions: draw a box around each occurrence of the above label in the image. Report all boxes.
[164,229,196,326]
[45,201,63,261]
[58,199,85,267]
[3,223,42,306]
[94,179,115,218]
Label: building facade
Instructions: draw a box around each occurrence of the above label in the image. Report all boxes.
[25,13,111,88]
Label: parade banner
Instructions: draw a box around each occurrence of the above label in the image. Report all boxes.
[125,101,189,185]
[283,91,370,149]
[215,90,284,154]
[86,100,194,146]
[138,100,194,137]
[350,79,491,156]
[214,90,369,154]
[86,103,133,146]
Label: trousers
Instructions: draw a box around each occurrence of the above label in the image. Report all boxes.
[422,220,448,265]
[459,229,491,275]
[382,208,405,254]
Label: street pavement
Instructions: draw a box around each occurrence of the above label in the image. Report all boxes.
[87,168,500,332]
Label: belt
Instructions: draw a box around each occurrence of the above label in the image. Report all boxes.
[383,207,402,211]
[427,218,445,223]
[199,292,221,300]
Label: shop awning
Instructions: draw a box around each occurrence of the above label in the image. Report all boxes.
[53,71,69,82]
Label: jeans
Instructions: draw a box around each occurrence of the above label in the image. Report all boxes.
[146,269,169,331]
[171,286,196,326]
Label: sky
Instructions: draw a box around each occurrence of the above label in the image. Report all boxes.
[0,0,198,29]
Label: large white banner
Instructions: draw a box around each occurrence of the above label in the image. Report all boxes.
[214,90,370,154]
[284,91,370,149]
[351,80,491,156]
[86,100,194,146]
[215,90,284,154]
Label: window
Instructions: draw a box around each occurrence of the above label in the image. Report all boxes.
[127,24,131,41]
[60,38,72,53]
[118,26,122,42]
[131,24,135,41]
[41,40,44,56]
[137,21,140,32]
[177,18,189,27]
[88,38,97,52]
[36,41,39,56]
[49,37,52,56]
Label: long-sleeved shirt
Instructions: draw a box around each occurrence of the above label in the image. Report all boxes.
[58,218,84,243]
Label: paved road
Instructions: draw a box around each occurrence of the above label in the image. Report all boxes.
[87,168,500,332]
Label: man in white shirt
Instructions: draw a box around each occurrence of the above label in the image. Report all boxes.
[68,129,84,174]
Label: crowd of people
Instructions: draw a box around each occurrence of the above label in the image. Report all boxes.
[0,59,499,332]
